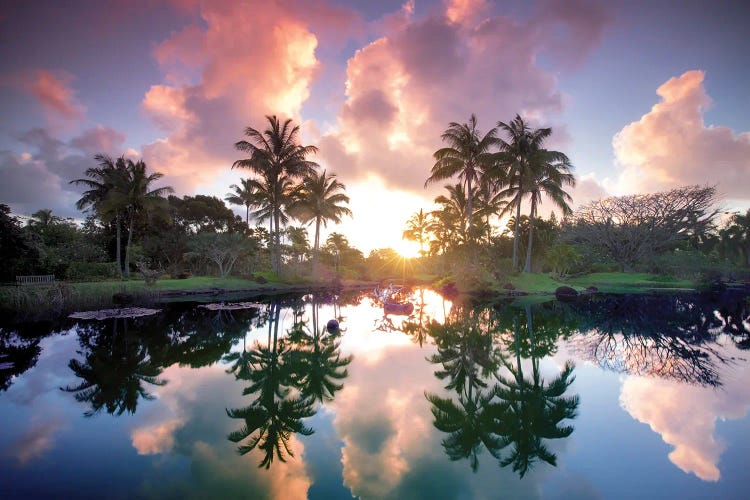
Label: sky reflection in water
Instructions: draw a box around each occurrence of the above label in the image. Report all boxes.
[1,289,749,499]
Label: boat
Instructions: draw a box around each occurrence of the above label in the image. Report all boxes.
[374,281,414,316]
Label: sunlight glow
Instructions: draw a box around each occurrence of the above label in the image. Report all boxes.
[394,239,421,259]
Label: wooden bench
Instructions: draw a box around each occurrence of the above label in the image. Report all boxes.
[16,275,56,286]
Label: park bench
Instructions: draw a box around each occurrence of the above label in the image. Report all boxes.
[16,275,56,286]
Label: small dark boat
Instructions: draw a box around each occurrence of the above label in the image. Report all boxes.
[384,301,414,316]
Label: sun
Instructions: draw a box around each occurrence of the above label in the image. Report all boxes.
[394,239,421,259]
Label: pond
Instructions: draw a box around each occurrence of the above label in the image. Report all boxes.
[1,288,749,499]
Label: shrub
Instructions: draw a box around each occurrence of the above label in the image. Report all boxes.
[67,261,119,281]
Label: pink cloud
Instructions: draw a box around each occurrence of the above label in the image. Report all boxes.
[131,418,183,455]
[140,0,337,194]
[70,125,127,156]
[619,344,750,482]
[614,70,750,200]
[11,418,65,466]
[318,0,609,196]
[24,69,85,122]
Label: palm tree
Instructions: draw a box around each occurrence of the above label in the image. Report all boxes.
[233,115,319,274]
[497,115,552,269]
[325,232,349,273]
[290,170,351,281]
[225,178,258,228]
[117,159,174,277]
[285,226,310,264]
[522,149,575,272]
[403,209,430,256]
[431,184,476,248]
[426,114,499,247]
[28,209,60,227]
[70,154,129,277]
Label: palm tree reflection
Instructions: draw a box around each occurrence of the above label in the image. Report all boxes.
[226,297,351,468]
[426,301,579,477]
[61,318,166,417]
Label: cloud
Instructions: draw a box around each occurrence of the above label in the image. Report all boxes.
[570,173,608,208]
[131,417,183,455]
[139,0,360,195]
[10,417,65,466]
[614,70,750,200]
[4,69,86,123]
[619,346,750,482]
[130,362,312,498]
[69,125,126,157]
[317,0,611,197]
[0,126,128,218]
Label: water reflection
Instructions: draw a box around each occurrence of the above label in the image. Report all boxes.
[2,289,749,497]
[565,294,747,387]
[0,326,46,392]
[426,301,579,477]
[61,318,166,417]
[227,298,352,468]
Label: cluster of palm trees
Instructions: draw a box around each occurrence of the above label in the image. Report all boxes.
[228,115,351,278]
[71,155,173,277]
[411,114,575,272]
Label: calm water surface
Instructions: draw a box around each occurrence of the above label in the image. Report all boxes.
[1,289,749,499]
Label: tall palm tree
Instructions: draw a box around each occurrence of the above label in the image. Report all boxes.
[426,114,499,247]
[497,115,552,269]
[522,149,575,272]
[403,209,430,256]
[117,159,173,277]
[225,178,258,228]
[70,154,129,277]
[233,115,319,274]
[290,170,351,281]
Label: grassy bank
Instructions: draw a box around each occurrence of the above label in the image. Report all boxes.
[492,272,699,295]
[0,275,379,320]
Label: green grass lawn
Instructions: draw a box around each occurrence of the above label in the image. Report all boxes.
[507,273,578,293]
[499,272,698,294]
[567,272,696,292]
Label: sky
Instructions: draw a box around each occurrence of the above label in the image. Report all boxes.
[1,0,749,253]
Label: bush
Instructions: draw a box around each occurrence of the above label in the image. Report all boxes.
[589,262,622,273]
[648,250,714,279]
[67,261,119,281]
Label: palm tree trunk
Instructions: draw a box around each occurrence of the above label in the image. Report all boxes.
[313,217,321,281]
[245,205,249,228]
[513,189,522,269]
[524,202,536,273]
[466,176,473,244]
[124,210,134,277]
[274,209,281,275]
[115,212,122,278]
